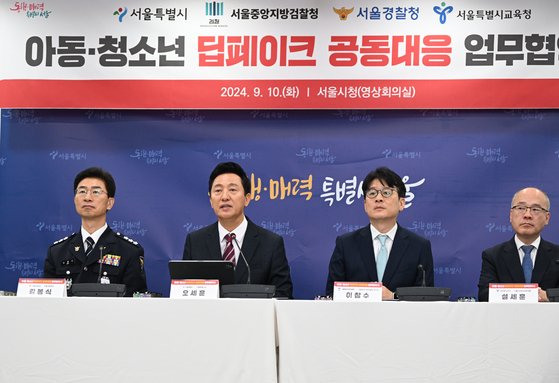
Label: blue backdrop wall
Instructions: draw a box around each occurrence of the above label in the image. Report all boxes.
[0,108,557,299]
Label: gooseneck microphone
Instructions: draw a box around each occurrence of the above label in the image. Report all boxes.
[97,246,106,283]
[230,233,251,284]
[418,264,426,287]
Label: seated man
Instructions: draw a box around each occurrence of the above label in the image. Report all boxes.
[182,162,293,299]
[326,167,434,299]
[478,187,559,302]
[43,167,147,296]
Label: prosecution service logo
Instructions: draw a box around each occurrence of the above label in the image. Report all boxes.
[333,7,354,20]
[433,2,453,24]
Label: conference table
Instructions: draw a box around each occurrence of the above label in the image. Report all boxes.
[275,300,559,383]
[2,298,559,383]
[0,297,278,383]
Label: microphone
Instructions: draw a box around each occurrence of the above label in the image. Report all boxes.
[418,264,426,287]
[97,246,106,283]
[230,233,251,284]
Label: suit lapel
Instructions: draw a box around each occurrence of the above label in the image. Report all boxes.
[532,239,553,284]
[357,226,377,282]
[70,233,86,264]
[206,223,224,261]
[382,225,408,285]
[503,238,525,282]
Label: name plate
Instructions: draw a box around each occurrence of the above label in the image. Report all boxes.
[333,282,382,301]
[17,279,67,297]
[488,283,538,303]
[169,280,220,299]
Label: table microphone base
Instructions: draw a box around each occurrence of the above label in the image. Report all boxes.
[221,284,276,299]
[70,283,126,297]
[395,287,452,301]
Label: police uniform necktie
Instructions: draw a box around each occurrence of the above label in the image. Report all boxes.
[376,234,388,282]
[223,233,236,267]
[85,236,95,258]
[521,245,535,283]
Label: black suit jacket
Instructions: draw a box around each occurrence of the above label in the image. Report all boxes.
[478,237,559,301]
[326,224,434,296]
[182,217,293,299]
[43,227,147,297]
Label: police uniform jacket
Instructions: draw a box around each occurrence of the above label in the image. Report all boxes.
[44,227,147,296]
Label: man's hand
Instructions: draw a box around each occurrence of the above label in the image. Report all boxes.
[538,287,549,302]
[382,286,394,300]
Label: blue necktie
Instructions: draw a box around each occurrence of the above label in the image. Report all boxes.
[85,236,95,258]
[376,235,388,282]
[521,245,534,283]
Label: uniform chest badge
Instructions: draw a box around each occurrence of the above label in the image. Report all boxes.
[75,246,80,251]
[98,254,121,266]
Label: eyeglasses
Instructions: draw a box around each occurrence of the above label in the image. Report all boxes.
[75,188,107,197]
[365,187,396,199]
[511,205,548,216]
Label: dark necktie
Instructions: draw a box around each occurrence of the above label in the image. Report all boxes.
[223,233,236,267]
[521,245,534,283]
[85,236,95,258]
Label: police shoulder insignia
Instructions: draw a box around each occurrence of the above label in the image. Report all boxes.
[116,232,141,247]
[52,233,76,246]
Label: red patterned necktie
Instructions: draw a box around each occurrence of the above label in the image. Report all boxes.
[223,233,236,267]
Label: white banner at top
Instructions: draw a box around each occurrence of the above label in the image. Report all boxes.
[1,0,558,108]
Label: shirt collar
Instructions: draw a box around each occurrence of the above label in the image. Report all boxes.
[218,216,248,242]
[514,234,541,250]
[370,222,398,241]
[81,223,108,247]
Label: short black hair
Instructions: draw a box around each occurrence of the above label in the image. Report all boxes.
[362,167,406,199]
[209,162,251,195]
[74,167,116,198]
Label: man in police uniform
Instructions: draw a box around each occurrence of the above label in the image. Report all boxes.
[43,167,147,296]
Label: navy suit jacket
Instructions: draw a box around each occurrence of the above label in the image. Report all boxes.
[478,237,559,302]
[182,217,293,299]
[326,224,434,296]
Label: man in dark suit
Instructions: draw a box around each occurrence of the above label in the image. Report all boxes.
[478,187,559,302]
[43,167,147,296]
[182,162,293,299]
[326,167,434,298]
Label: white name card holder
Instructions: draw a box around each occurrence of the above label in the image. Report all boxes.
[333,282,382,301]
[488,283,539,303]
[17,279,67,297]
[169,280,220,299]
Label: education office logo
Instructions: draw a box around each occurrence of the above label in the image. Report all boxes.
[333,6,354,20]
[206,1,224,16]
[114,7,127,22]
[433,2,453,24]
